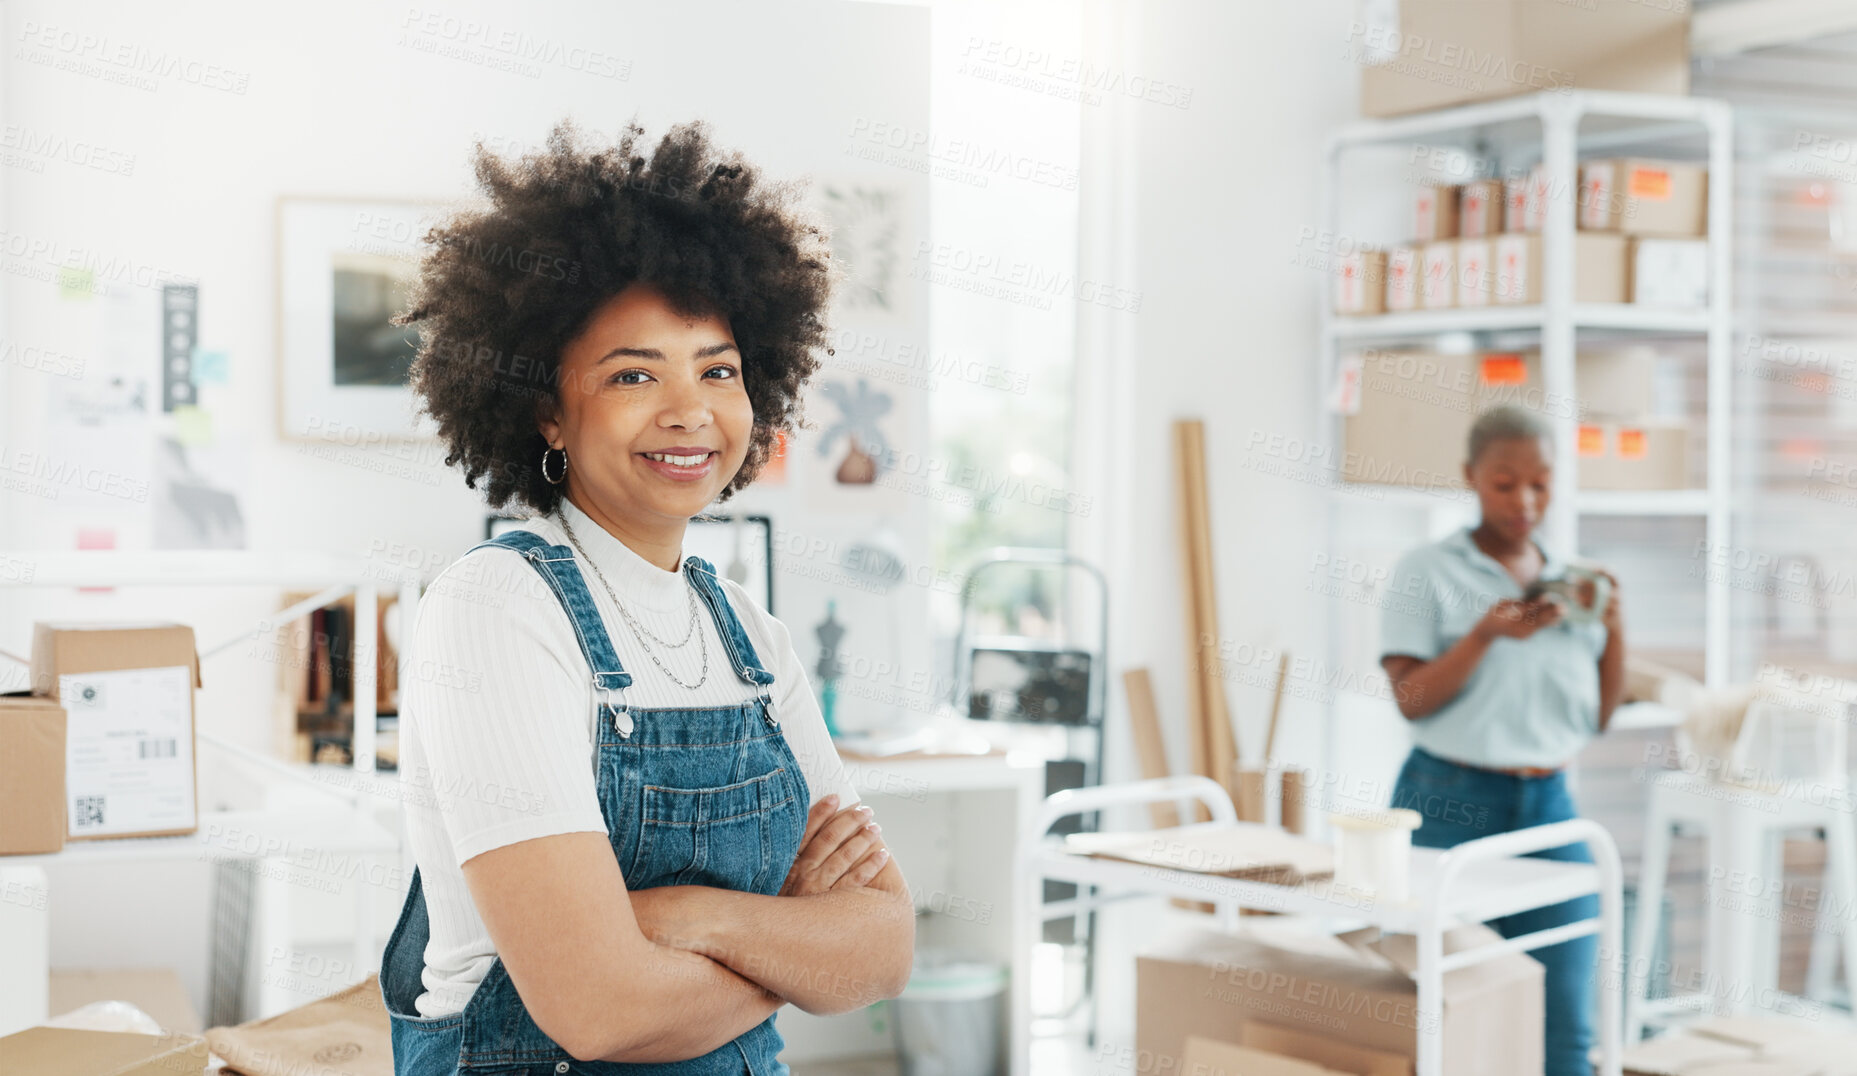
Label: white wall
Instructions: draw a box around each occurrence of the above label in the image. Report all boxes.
[1078,2,1405,800]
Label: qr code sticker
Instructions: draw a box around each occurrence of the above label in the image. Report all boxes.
[75,795,105,829]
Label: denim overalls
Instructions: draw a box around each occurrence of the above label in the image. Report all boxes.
[380,529,810,1075]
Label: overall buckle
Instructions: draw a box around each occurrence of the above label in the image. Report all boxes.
[604,684,633,738]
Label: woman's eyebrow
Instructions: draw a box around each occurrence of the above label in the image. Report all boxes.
[596,342,739,364]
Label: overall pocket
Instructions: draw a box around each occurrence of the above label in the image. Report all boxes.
[634,767,793,890]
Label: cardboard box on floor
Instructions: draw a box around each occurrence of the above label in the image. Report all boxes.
[1183,1034,1349,1076]
[50,967,202,1035]
[0,1026,208,1076]
[0,694,66,854]
[30,622,203,841]
[1356,0,1689,118]
[1138,922,1542,1076]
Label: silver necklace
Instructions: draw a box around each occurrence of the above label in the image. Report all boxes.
[558,510,711,690]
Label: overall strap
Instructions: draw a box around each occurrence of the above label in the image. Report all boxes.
[682,554,778,692]
[464,531,633,703]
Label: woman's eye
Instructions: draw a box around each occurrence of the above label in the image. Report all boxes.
[611,370,648,385]
[707,365,738,379]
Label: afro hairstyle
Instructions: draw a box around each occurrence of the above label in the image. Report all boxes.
[394,116,839,517]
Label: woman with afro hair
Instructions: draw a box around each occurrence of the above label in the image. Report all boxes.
[378,118,913,1075]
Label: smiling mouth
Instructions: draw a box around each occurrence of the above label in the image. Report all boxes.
[641,451,715,467]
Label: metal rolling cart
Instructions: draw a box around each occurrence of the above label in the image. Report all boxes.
[1010,775,1628,1076]
[951,547,1110,1036]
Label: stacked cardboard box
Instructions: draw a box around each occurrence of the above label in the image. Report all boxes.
[0,694,66,854]
[1139,922,1542,1076]
[1575,345,1691,491]
[1357,0,1689,119]
[1579,157,1711,307]
[28,623,202,842]
[1337,344,1689,491]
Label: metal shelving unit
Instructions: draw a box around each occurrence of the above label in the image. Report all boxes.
[1314,90,1736,793]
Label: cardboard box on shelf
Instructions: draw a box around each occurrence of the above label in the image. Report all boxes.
[1455,238,1494,307]
[1336,250,1389,316]
[0,1026,208,1076]
[1492,231,1632,304]
[1386,246,1420,312]
[1500,167,1530,232]
[0,694,66,855]
[1420,241,1456,309]
[1415,184,1459,242]
[1137,923,1542,1076]
[1579,159,1709,236]
[1342,349,1545,490]
[1632,237,1710,307]
[1578,421,1690,490]
[1341,344,1671,492]
[1459,180,1504,238]
[1356,0,1689,118]
[30,623,202,841]
[1576,344,1659,421]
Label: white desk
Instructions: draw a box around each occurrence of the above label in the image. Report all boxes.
[774,747,1046,1067]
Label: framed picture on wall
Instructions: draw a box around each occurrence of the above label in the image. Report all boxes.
[276,196,452,442]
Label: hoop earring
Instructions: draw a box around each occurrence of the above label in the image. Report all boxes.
[541,446,568,485]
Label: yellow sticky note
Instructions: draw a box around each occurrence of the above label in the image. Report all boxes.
[58,267,96,299]
[174,405,212,446]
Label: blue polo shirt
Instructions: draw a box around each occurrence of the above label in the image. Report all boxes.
[1379,526,1609,769]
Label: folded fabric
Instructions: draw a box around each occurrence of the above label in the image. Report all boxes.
[205,974,390,1076]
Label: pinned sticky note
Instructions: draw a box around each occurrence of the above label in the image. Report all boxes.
[58,267,96,299]
[1578,425,1605,457]
[1618,428,1647,460]
[174,404,212,446]
[193,349,230,385]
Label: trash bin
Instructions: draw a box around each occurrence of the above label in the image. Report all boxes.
[890,950,1008,1076]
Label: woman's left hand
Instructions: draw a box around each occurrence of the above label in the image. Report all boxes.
[1599,569,1623,634]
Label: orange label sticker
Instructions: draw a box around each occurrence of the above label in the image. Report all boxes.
[1618,428,1647,459]
[1629,167,1672,200]
[1480,354,1527,385]
[1578,425,1605,456]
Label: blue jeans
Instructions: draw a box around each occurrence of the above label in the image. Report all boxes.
[1390,747,1598,1076]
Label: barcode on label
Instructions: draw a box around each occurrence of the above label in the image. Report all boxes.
[75,795,105,828]
[139,738,177,759]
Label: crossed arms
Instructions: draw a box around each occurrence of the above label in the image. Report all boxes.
[460,795,913,1064]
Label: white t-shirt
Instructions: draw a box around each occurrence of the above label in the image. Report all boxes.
[398,497,860,1018]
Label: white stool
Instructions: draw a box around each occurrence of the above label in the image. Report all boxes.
[1627,688,1857,1041]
